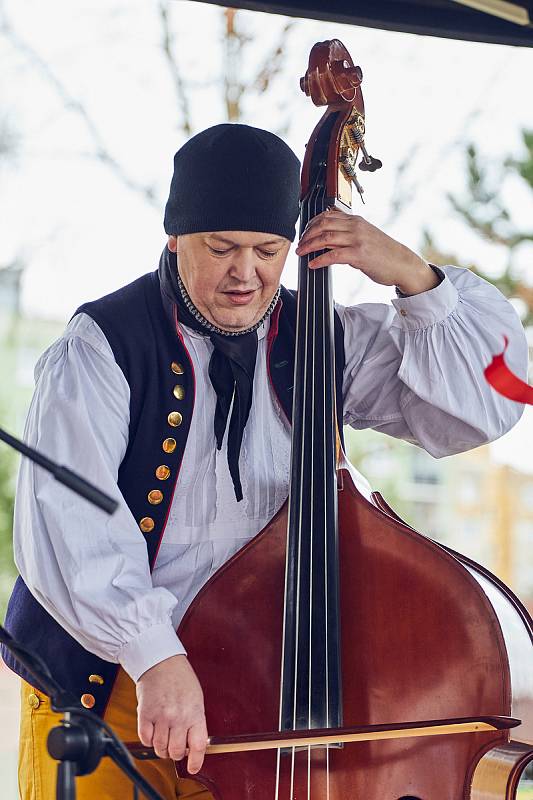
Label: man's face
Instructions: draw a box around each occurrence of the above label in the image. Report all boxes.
[168,231,291,332]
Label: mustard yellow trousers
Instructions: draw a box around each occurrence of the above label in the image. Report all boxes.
[19,668,213,799]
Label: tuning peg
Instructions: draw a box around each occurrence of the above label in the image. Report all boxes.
[358,144,382,173]
[339,150,366,204]
[353,175,365,204]
[358,155,382,173]
[331,61,363,89]
[346,65,363,87]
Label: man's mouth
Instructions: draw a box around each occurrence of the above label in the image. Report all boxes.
[222,289,258,305]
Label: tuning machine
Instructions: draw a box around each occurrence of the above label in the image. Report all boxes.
[358,144,382,173]
[340,114,382,203]
[339,148,365,203]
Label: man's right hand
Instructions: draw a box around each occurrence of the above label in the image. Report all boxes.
[136,654,208,774]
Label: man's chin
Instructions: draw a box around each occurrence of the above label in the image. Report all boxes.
[209,306,264,332]
[213,315,259,332]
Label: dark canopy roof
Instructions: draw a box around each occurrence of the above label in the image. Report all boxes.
[195,1,533,47]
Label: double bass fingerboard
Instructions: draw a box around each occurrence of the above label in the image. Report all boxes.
[280,112,343,735]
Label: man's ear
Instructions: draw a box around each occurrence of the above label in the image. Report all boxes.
[167,235,178,253]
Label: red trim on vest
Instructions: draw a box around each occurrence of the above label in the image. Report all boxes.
[266,297,290,423]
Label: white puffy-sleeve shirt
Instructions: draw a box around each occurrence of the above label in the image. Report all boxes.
[13,265,528,682]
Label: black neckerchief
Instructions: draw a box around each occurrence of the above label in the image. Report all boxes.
[159,246,279,502]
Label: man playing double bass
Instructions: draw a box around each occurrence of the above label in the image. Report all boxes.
[3,123,528,799]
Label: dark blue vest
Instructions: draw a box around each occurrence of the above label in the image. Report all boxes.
[2,271,345,716]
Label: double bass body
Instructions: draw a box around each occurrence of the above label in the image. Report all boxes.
[177,463,533,799]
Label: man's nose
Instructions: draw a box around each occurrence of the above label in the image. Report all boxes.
[229,249,257,284]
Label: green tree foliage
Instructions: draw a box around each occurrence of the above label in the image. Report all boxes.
[422,130,533,328]
[507,131,533,188]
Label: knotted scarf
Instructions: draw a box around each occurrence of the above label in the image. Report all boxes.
[159,246,280,502]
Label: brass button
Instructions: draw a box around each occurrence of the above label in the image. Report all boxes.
[400,308,408,316]
[171,362,184,375]
[168,412,183,428]
[148,489,163,505]
[81,693,96,709]
[139,517,155,533]
[155,465,171,481]
[173,385,185,401]
[88,674,104,685]
[162,437,177,454]
[28,692,40,710]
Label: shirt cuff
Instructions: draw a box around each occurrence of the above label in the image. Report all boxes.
[391,266,459,330]
[118,621,187,682]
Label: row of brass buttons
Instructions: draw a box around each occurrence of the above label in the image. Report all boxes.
[28,674,101,710]
[29,690,101,711]
[81,672,105,708]
[138,362,185,534]
[26,674,105,710]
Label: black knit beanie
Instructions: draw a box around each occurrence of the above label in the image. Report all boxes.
[163,124,301,242]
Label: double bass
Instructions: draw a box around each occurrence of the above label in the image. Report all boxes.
[132,40,533,799]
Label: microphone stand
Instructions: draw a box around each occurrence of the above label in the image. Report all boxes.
[0,426,118,515]
[0,425,165,800]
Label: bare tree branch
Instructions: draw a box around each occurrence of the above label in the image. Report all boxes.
[0,10,159,207]
[221,9,297,136]
[252,20,296,94]
[157,0,193,137]
[223,8,247,122]
[0,3,299,207]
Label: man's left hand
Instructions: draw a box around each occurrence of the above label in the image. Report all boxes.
[295,208,440,296]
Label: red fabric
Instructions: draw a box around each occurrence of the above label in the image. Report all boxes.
[484,336,533,404]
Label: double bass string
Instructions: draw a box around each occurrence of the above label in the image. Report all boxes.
[275,182,314,800]
[303,180,331,800]
[297,181,318,799]
[290,183,311,800]
[312,181,332,800]
[317,184,333,800]
[306,181,321,800]
[302,180,332,800]
[320,190,332,800]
